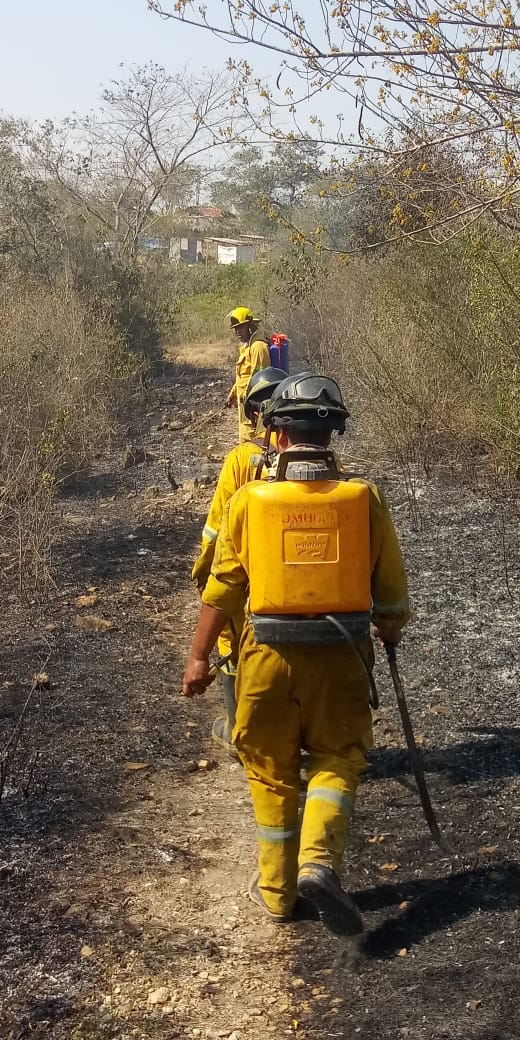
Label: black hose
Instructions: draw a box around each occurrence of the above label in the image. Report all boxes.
[324,614,379,710]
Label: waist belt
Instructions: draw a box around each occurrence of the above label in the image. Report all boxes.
[250,612,371,646]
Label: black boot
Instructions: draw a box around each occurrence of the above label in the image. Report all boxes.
[297,863,363,936]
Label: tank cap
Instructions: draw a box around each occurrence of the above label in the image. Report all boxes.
[284,460,334,481]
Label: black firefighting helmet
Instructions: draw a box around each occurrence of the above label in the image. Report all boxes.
[262,371,350,433]
[243,367,287,421]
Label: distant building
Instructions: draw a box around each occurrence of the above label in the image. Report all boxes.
[137,235,170,254]
[183,206,226,230]
[169,236,203,263]
[202,237,256,264]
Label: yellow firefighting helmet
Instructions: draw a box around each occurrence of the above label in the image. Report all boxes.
[228,306,259,329]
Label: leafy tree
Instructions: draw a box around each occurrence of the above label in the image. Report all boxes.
[0,121,68,282]
[32,64,244,254]
[151,0,520,252]
[212,140,323,231]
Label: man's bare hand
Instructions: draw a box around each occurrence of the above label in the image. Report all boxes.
[182,657,215,698]
[226,388,237,408]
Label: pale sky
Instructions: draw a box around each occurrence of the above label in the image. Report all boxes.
[0,0,356,135]
[0,0,247,121]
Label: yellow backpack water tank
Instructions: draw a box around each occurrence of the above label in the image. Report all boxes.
[247,479,371,615]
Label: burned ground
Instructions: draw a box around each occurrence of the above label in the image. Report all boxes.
[0,342,519,1040]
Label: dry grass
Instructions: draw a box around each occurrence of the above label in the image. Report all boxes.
[0,275,134,588]
[288,245,520,478]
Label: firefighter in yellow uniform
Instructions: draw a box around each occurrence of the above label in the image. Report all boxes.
[183,373,410,935]
[193,367,285,753]
[225,307,271,443]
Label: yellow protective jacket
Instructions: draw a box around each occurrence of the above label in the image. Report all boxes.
[231,336,271,441]
[202,477,410,632]
[192,434,277,591]
[192,433,276,668]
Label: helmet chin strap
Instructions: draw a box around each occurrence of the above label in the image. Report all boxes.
[255,422,274,480]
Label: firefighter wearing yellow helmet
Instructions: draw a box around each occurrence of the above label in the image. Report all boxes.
[193,367,286,755]
[183,372,410,935]
[226,307,271,443]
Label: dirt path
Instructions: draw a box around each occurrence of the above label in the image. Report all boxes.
[1,341,519,1040]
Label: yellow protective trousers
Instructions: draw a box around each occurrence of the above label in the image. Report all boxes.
[234,624,373,917]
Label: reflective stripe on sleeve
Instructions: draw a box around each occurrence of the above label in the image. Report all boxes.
[202,523,218,542]
[256,823,298,843]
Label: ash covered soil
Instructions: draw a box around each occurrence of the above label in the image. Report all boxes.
[1,341,519,1040]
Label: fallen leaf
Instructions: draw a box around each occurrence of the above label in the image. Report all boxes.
[123,761,150,771]
[467,998,482,1010]
[381,862,399,872]
[368,835,386,844]
[399,900,411,910]
[75,614,114,633]
[415,733,426,746]
[479,845,498,855]
[397,947,408,957]
[74,593,99,608]
[429,704,450,716]
[80,945,94,958]
[32,672,50,688]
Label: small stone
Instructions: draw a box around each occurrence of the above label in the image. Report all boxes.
[80,944,94,958]
[90,911,111,927]
[162,1005,175,1015]
[148,986,170,1005]
[32,671,51,687]
[50,896,71,914]
[64,903,83,919]
[197,759,210,770]
[292,978,305,989]
[122,446,147,469]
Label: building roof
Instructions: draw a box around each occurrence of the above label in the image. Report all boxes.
[185,206,223,219]
[205,236,251,246]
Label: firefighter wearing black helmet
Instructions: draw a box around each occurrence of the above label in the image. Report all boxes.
[183,372,410,935]
[192,368,287,755]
